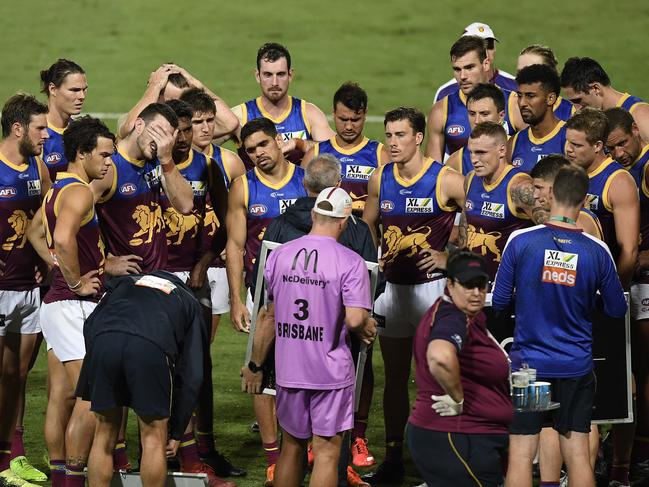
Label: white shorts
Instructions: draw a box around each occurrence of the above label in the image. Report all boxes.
[374,279,446,338]
[0,288,41,337]
[172,271,211,309]
[631,283,649,321]
[40,300,97,362]
[206,267,230,315]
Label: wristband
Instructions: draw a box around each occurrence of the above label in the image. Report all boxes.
[68,280,82,291]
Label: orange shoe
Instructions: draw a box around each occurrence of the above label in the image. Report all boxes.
[351,437,375,467]
[347,466,371,487]
[183,463,236,487]
[264,464,275,487]
[307,442,314,468]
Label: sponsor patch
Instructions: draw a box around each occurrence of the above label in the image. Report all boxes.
[279,199,296,214]
[345,164,374,180]
[281,130,307,141]
[189,180,206,196]
[586,193,599,211]
[27,179,41,196]
[480,201,505,219]
[405,197,433,213]
[542,249,578,287]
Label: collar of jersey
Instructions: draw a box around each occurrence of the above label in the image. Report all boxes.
[117,146,145,167]
[458,90,468,106]
[626,144,649,172]
[175,150,194,171]
[47,121,66,134]
[256,96,292,124]
[588,157,615,178]
[393,157,434,187]
[615,93,631,108]
[481,164,513,191]
[0,151,29,172]
[254,163,295,190]
[331,136,369,155]
[527,120,565,145]
[55,171,87,185]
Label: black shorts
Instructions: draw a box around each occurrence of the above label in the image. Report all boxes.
[76,332,172,419]
[406,423,508,487]
[509,371,596,435]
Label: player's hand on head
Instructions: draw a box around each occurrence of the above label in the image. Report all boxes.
[148,125,176,162]
[148,65,178,91]
[417,248,447,272]
[231,301,251,333]
[431,394,463,416]
[74,269,102,297]
[105,254,143,276]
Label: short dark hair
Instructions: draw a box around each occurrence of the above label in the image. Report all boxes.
[256,42,291,70]
[40,59,85,96]
[165,99,194,121]
[384,107,425,135]
[137,103,179,129]
[565,107,609,145]
[469,121,507,142]
[466,83,506,113]
[1,93,48,138]
[180,88,215,115]
[529,154,570,180]
[519,45,558,72]
[516,64,561,96]
[63,116,115,162]
[450,36,487,63]
[553,165,589,207]
[168,72,189,89]
[560,57,611,92]
[604,107,635,136]
[333,82,368,112]
[241,117,277,144]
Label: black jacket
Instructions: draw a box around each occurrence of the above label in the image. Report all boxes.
[81,270,207,439]
[250,196,382,297]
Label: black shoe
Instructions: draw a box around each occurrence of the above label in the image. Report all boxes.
[200,450,247,477]
[361,461,405,485]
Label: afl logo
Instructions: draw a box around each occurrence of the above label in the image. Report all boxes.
[643,298,649,306]
[512,158,524,168]
[45,152,62,165]
[0,187,17,198]
[465,199,474,211]
[380,200,394,212]
[119,183,137,196]
[250,204,268,215]
[447,125,465,136]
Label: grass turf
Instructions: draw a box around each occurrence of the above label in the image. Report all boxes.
[6,0,649,484]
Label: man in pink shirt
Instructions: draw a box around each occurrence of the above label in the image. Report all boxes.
[242,187,376,486]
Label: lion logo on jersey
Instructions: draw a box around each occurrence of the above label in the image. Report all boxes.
[2,210,29,251]
[467,225,502,261]
[382,225,432,264]
[129,204,163,246]
[203,208,219,237]
[164,208,201,245]
[349,191,367,213]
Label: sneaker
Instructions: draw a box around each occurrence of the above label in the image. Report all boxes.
[9,457,47,482]
[250,421,260,433]
[264,464,275,487]
[347,466,370,487]
[361,461,405,485]
[559,470,568,487]
[182,463,236,487]
[307,443,314,468]
[0,470,41,487]
[352,438,375,467]
[200,451,246,477]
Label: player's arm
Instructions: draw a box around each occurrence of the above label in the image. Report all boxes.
[222,104,245,145]
[609,171,640,289]
[577,211,603,240]
[631,104,649,144]
[455,175,471,249]
[300,146,316,168]
[175,66,239,138]
[445,149,462,173]
[345,306,376,344]
[54,186,102,296]
[222,148,246,181]
[90,161,116,203]
[154,127,194,215]
[509,174,536,219]
[242,303,276,394]
[361,170,381,247]
[225,176,250,332]
[424,100,446,161]
[506,134,515,162]
[37,157,52,197]
[507,92,526,132]
[26,207,54,268]
[117,65,177,139]
[597,248,628,319]
[305,102,335,141]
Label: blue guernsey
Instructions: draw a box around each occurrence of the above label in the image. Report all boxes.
[492,224,627,377]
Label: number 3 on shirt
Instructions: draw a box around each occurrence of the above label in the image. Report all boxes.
[293,299,309,320]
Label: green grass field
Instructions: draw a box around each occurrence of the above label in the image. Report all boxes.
[5,0,649,485]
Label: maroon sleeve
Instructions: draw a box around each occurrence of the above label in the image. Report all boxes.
[429,300,468,352]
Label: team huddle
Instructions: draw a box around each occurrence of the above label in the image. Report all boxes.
[0,18,646,487]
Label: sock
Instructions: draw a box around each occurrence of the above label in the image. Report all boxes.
[177,433,201,469]
[0,441,11,471]
[263,441,279,467]
[539,482,560,487]
[10,427,25,459]
[64,464,86,487]
[352,418,368,440]
[196,430,215,457]
[610,463,630,484]
[50,460,66,487]
[112,440,129,469]
[385,438,403,464]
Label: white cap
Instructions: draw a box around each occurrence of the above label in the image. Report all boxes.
[313,187,352,218]
[462,22,499,42]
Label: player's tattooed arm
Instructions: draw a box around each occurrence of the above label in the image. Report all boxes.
[457,211,468,249]
[510,175,536,218]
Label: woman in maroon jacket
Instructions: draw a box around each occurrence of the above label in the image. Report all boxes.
[406,251,512,487]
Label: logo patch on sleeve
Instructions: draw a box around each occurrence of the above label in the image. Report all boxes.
[542,250,578,287]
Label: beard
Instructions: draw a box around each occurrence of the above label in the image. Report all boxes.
[18,134,40,158]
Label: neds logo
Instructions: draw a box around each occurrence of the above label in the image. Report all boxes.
[120,183,137,196]
[447,125,465,136]
[250,204,267,215]
[542,250,578,287]
[0,187,17,198]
